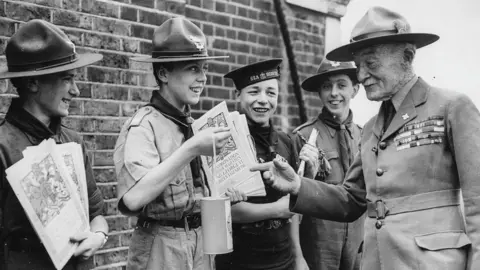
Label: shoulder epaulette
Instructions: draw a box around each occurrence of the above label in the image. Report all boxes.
[292,118,317,134]
[129,106,153,128]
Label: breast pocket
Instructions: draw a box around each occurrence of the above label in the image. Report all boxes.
[414,230,470,270]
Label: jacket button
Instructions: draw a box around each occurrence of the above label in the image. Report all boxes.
[375,220,383,229]
[376,168,384,176]
[379,142,387,150]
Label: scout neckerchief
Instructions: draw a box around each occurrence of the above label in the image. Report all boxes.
[248,120,277,161]
[6,98,62,142]
[148,91,203,188]
[319,107,354,173]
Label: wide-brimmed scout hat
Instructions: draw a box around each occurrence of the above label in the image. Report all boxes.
[224,58,282,90]
[0,19,102,80]
[131,17,227,63]
[301,59,357,92]
[326,6,439,61]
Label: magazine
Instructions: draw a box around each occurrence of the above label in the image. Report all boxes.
[23,140,88,217]
[8,139,90,270]
[192,101,265,197]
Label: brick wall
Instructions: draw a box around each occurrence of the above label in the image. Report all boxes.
[0,0,349,268]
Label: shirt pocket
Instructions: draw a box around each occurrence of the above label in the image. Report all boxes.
[414,230,470,270]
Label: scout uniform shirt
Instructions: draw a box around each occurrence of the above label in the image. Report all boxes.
[114,92,208,220]
[292,112,363,270]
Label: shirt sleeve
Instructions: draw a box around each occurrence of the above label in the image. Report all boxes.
[290,149,367,222]
[115,123,160,216]
[446,93,480,270]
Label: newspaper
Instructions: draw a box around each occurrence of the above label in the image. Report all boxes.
[7,139,90,270]
[192,101,265,197]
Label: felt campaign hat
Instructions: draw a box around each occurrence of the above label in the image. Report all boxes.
[302,59,357,92]
[224,58,282,90]
[131,17,227,63]
[0,19,102,79]
[326,6,439,61]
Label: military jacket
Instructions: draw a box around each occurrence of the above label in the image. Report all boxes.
[291,78,480,270]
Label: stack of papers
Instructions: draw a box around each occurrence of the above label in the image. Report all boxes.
[6,139,90,270]
[192,101,266,198]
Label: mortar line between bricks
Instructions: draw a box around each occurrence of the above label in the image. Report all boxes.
[94,0,177,16]
[77,82,157,90]
[188,1,268,14]
[186,4,276,20]
[73,97,146,104]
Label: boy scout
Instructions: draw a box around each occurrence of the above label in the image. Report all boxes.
[215,59,318,270]
[0,20,108,269]
[114,17,245,270]
[293,59,364,270]
[253,6,480,270]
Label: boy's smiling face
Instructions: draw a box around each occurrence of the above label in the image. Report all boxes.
[161,60,208,110]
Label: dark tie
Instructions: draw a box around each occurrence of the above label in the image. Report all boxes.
[338,124,352,173]
[383,100,396,132]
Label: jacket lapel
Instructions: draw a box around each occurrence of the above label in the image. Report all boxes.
[381,78,429,140]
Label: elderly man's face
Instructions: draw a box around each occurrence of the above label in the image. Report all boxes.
[353,44,408,101]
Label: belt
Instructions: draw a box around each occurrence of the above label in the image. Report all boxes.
[137,214,202,230]
[238,218,289,235]
[367,189,461,219]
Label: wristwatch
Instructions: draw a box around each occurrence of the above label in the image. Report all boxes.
[95,231,109,247]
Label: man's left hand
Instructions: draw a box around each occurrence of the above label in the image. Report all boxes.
[70,231,106,259]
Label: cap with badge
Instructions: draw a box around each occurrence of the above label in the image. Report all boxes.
[301,59,357,92]
[132,17,227,63]
[224,58,282,90]
[0,19,102,79]
[326,6,439,61]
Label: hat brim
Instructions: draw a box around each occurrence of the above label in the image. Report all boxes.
[131,55,229,63]
[326,33,439,62]
[302,68,357,92]
[0,53,103,80]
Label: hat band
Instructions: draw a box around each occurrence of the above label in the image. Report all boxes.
[8,54,79,72]
[152,50,209,59]
[235,68,280,90]
[351,29,402,42]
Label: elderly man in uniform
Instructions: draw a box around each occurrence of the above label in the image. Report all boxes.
[251,6,480,270]
[292,59,364,270]
[0,20,109,269]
